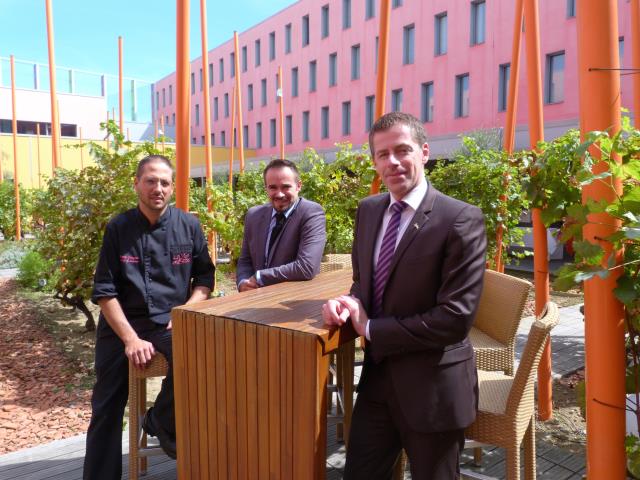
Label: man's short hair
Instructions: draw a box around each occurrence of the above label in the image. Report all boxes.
[368,112,428,156]
[263,158,300,183]
[136,155,175,179]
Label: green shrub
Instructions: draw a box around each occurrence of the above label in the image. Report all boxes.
[16,250,57,291]
[0,240,26,268]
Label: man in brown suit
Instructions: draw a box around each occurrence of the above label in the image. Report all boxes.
[323,112,487,479]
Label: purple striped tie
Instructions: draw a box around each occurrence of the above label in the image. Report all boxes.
[372,201,408,317]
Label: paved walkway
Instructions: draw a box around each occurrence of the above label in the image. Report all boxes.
[0,304,586,479]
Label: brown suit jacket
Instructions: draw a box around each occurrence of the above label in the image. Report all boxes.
[351,184,487,433]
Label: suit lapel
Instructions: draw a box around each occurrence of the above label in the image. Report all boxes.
[266,198,302,266]
[361,194,389,309]
[255,205,272,269]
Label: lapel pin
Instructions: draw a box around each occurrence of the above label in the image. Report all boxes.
[413,223,419,230]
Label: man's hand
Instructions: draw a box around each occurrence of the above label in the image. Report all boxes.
[335,295,368,337]
[322,298,350,326]
[124,336,156,369]
[239,275,259,292]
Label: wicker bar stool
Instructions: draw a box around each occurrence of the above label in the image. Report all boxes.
[128,353,170,480]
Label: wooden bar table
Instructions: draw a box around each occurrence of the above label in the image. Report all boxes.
[172,269,356,479]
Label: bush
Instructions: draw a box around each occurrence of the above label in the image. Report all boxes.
[0,240,26,268]
[16,250,57,291]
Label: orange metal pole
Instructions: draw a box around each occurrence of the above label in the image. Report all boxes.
[10,56,21,241]
[278,65,285,159]
[370,0,391,194]
[523,0,552,421]
[632,0,640,125]
[200,0,212,183]
[494,0,524,272]
[577,0,626,477]
[79,126,84,169]
[118,36,124,133]
[233,31,245,172]
[175,0,191,211]
[45,0,60,172]
[36,123,42,188]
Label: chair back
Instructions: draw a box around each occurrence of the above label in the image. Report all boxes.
[506,302,560,418]
[473,270,532,345]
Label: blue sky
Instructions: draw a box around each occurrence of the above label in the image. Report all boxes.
[0,0,295,83]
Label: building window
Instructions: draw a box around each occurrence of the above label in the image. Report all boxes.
[291,67,299,97]
[156,91,159,110]
[199,68,203,91]
[343,0,351,29]
[169,85,173,104]
[545,52,565,104]
[321,4,330,38]
[192,137,197,144]
[195,104,200,126]
[421,82,434,122]
[302,15,310,47]
[275,73,280,102]
[270,118,277,147]
[224,93,230,117]
[567,0,576,18]
[391,89,403,112]
[219,58,224,82]
[498,63,510,112]
[208,64,213,86]
[269,31,276,60]
[329,52,338,87]
[214,97,219,120]
[172,113,175,125]
[302,110,310,142]
[285,23,292,54]
[365,95,375,131]
[242,46,248,72]
[201,135,205,145]
[619,36,625,67]
[256,122,262,148]
[375,36,379,72]
[261,78,267,106]
[211,133,215,146]
[393,0,403,7]
[221,130,226,146]
[321,106,329,139]
[365,0,375,19]
[255,39,261,67]
[233,128,237,147]
[342,101,351,135]
[243,125,249,148]
[471,1,486,45]
[248,84,254,111]
[162,88,166,107]
[403,24,415,65]
[191,73,195,94]
[309,60,317,92]
[455,73,470,117]
[351,44,361,80]
[166,115,169,127]
[230,52,235,77]
[435,13,447,56]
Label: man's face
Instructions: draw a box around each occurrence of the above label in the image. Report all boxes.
[371,124,429,199]
[264,166,301,212]
[134,160,174,216]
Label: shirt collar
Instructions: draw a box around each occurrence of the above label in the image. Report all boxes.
[389,178,427,212]
[136,205,172,228]
[271,197,300,219]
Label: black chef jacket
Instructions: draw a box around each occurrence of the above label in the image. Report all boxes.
[92,206,215,336]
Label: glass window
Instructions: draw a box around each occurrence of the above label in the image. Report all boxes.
[195,104,200,126]
[269,32,276,60]
[242,46,248,72]
[285,23,292,54]
[455,73,470,117]
[365,0,375,19]
[291,67,299,97]
[393,0,403,7]
[421,82,434,122]
[270,118,277,147]
[155,91,159,110]
[343,0,351,29]
[285,115,293,144]
[309,60,317,92]
[248,84,254,111]
[191,72,195,94]
[224,93,230,117]
[546,52,565,104]
[435,13,447,56]
[230,53,235,77]
[172,113,175,125]
[302,110,310,142]
[567,0,576,18]
[471,1,486,45]
[211,133,215,146]
[375,36,379,72]
[199,68,203,91]
[351,44,360,80]
[498,63,510,112]
[321,106,329,139]
[619,36,625,67]
[219,58,224,82]
[169,85,173,104]
[255,39,261,67]
[322,4,330,38]
[221,130,226,146]
[392,88,403,112]
[342,101,351,135]
[208,64,213,87]
[403,24,415,65]
[365,94,375,131]
[329,52,338,87]
[256,122,262,148]
[214,97,219,120]
[162,88,166,107]
[261,78,267,106]
[302,15,310,47]
[275,73,280,102]
[243,125,249,148]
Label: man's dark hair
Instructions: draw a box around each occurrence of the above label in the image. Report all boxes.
[368,112,428,156]
[136,155,175,179]
[263,158,300,183]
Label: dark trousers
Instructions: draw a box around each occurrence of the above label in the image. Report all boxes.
[83,323,174,480]
[344,361,465,480]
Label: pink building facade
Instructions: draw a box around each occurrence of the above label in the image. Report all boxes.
[152,0,633,159]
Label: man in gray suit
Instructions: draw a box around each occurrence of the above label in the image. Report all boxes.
[323,112,487,479]
[237,158,326,291]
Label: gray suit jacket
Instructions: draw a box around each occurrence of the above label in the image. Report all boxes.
[352,184,487,433]
[236,197,326,288]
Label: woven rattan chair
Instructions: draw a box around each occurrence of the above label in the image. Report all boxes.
[465,302,559,480]
[128,353,170,480]
[470,270,532,375]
